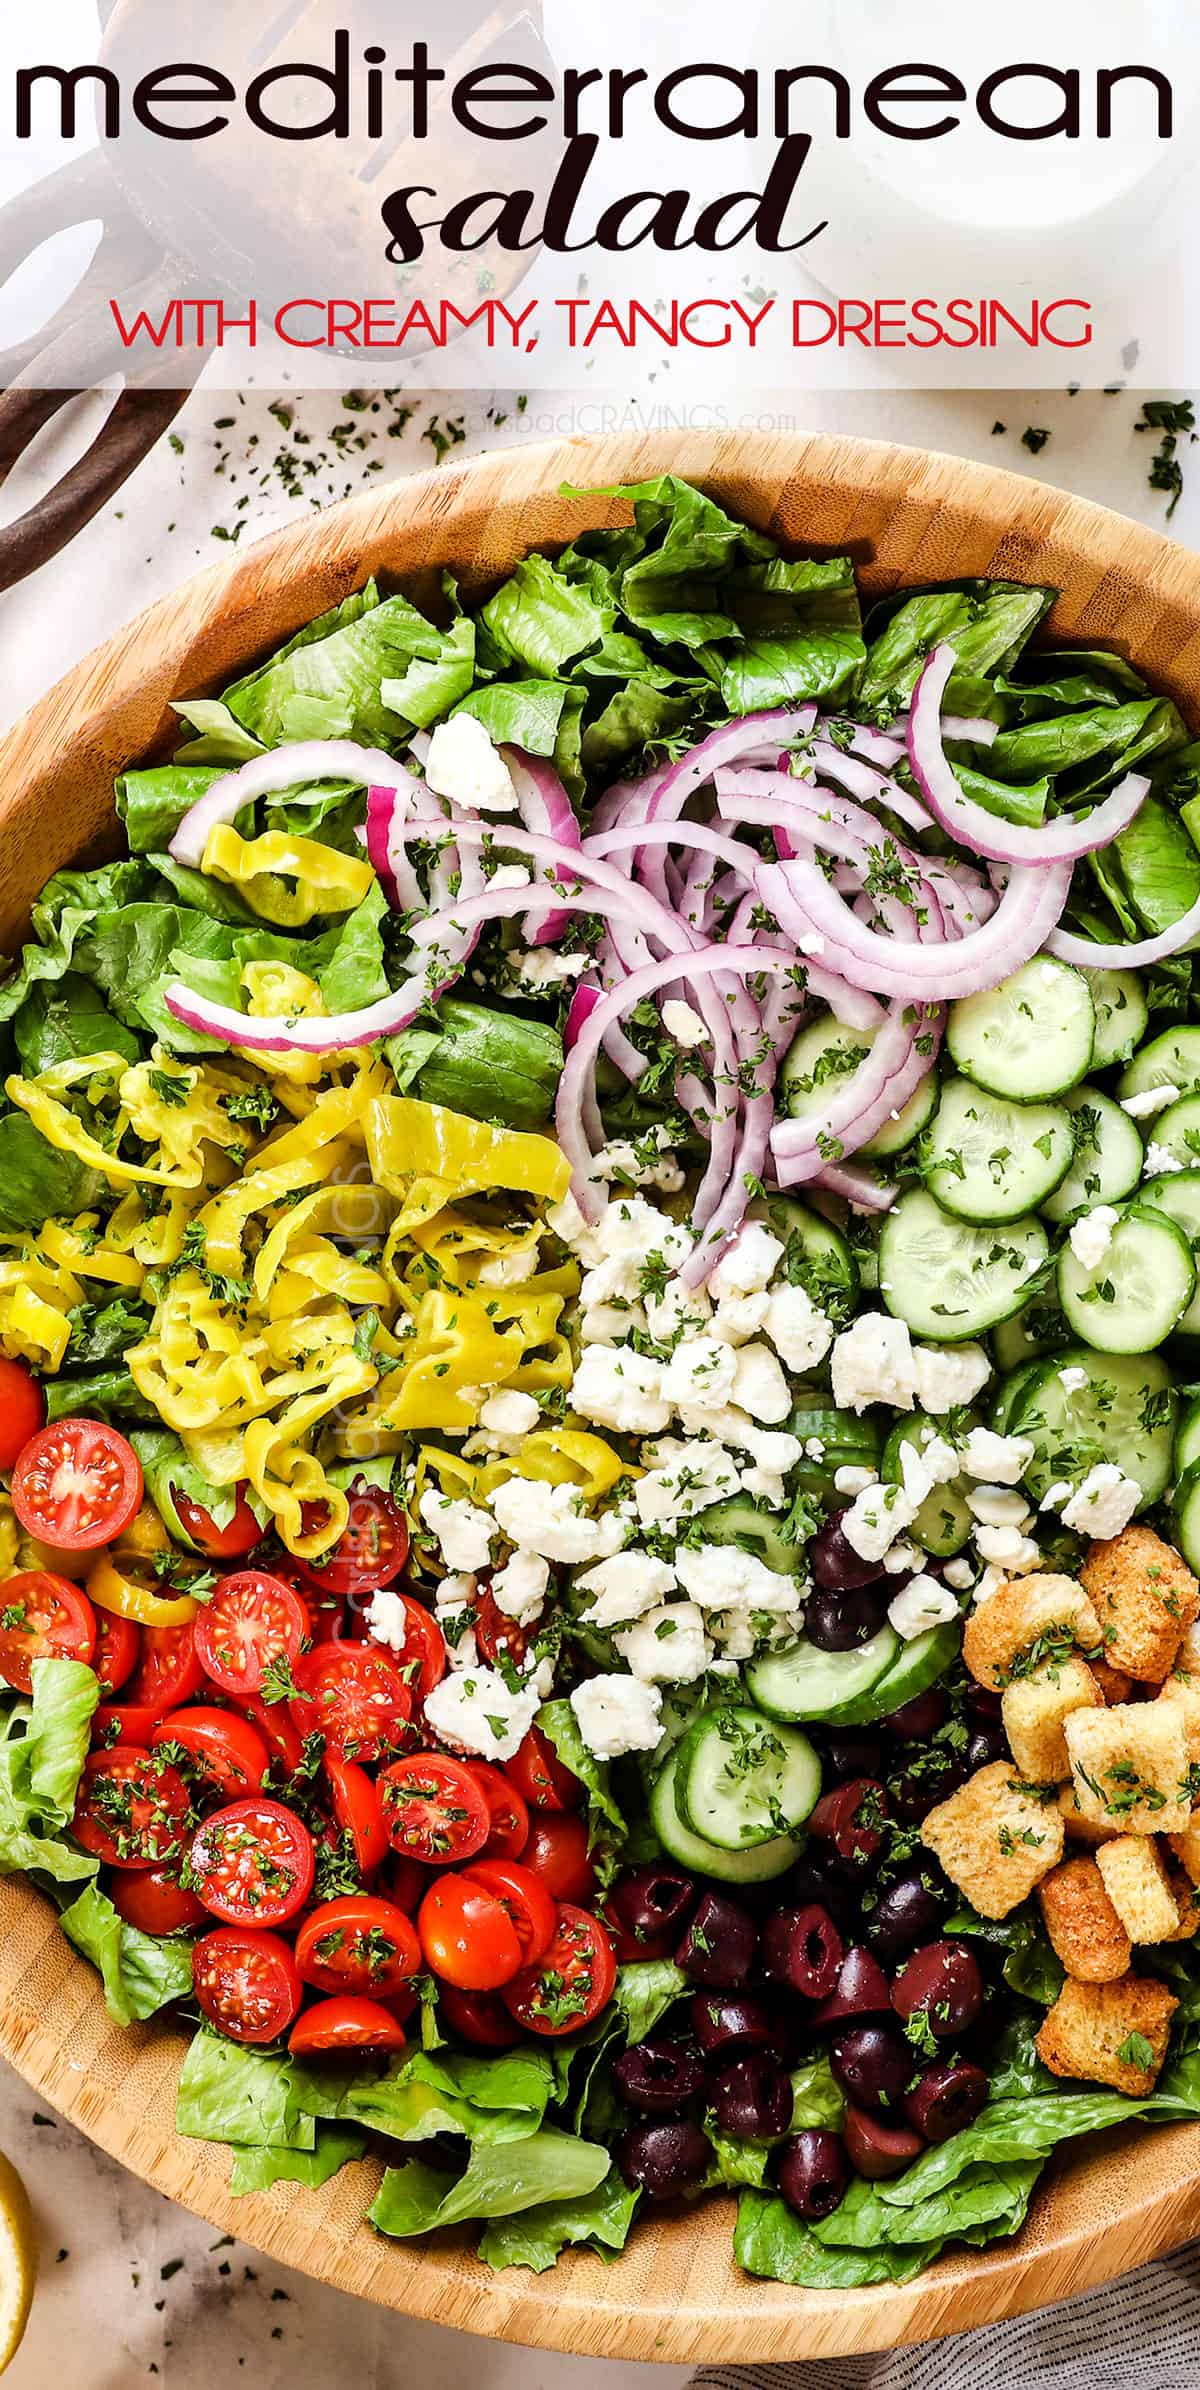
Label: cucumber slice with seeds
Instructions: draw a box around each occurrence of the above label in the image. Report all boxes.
[1134,1091,1200,1174]
[747,1625,899,1725]
[1007,1345,1174,1509]
[1082,968,1148,1071]
[649,1749,798,1882]
[881,1413,974,1556]
[1118,1024,1200,1107]
[1056,1204,1195,1353]
[677,1706,821,1849]
[1040,1087,1144,1224]
[991,1296,1068,1375]
[879,1189,1049,1342]
[922,1079,1072,1224]
[1174,1397,1200,1480]
[947,957,1095,1102]
[780,1017,937,1159]
[763,1196,859,1326]
[1141,1171,1200,1338]
[1172,1463,1200,1578]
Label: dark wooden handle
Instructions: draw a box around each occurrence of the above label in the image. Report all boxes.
[0,386,189,594]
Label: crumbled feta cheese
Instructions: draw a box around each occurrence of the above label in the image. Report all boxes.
[577,1549,678,1628]
[643,1279,711,1347]
[898,1441,934,1507]
[1006,1536,1043,1574]
[974,1522,1032,1565]
[616,1601,712,1683]
[730,1342,791,1425]
[1042,1481,1072,1512]
[911,1342,991,1415]
[887,1574,960,1641]
[959,1427,1035,1486]
[1060,1465,1141,1540]
[506,947,589,992]
[490,1550,550,1625]
[580,1301,645,1349]
[762,1282,834,1373]
[883,1538,922,1576]
[674,1543,799,1614]
[661,999,709,1050]
[973,1564,1006,1605]
[426,713,516,813]
[841,1480,918,1563]
[365,1586,410,1653]
[571,1344,672,1436]
[479,1389,540,1440]
[599,1195,693,1271]
[490,1477,623,1564]
[830,1313,917,1413]
[740,1467,786,1507]
[1068,1204,1120,1271]
[1057,1368,1089,1395]
[633,1439,740,1528]
[418,1489,495,1573]
[546,1190,605,1266]
[570,1675,663,1760]
[834,1464,877,1497]
[966,1485,1032,1530]
[423,1663,542,1761]
[1122,1083,1180,1120]
[1145,1141,1184,1177]
[712,1289,771,1346]
[478,1244,540,1289]
[708,1224,785,1300]
[660,1334,739,1416]
[943,1556,977,1591]
[922,1433,963,1485]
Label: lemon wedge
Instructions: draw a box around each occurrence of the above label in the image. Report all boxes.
[0,2149,36,2372]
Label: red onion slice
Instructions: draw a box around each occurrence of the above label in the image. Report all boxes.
[759,857,1073,999]
[504,749,582,943]
[168,739,410,867]
[1046,897,1200,970]
[909,646,1149,865]
[813,1161,898,1212]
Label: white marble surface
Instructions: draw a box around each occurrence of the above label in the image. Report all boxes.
[0,375,1195,2382]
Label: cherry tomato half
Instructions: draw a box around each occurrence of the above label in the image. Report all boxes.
[151,1707,270,1803]
[94,1622,204,1744]
[237,1690,307,1781]
[0,1571,95,1694]
[0,1358,45,1472]
[172,1487,262,1562]
[384,1854,426,1914]
[472,1584,529,1671]
[194,1570,308,1699]
[297,1482,409,1602]
[418,1873,523,1991]
[193,1927,302,2045]
[111,1864,207,1936]
[12,1418,142,1551]
[294,1893,420,1997]
[461,1858,556,1967]
[468,1760,530,1861]
[290,1642,412,1763]
[91,1609,140,1698]
[437,1983,521,2049]
[362,1594,446,1704]
[377,1752,490,1865]
[73,1746,191,1869]
[289,1996,407,2054]
[323,1753,387,1875]
[500,1903,617,2036]
[520,1810,597,1905]
[189,1796,314,1928]
[504,1724,583,1813]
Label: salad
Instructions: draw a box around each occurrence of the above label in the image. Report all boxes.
[4,475,1200,2289]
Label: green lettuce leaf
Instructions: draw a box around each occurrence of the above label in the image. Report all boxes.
[45,1369,158,1427]
[64,1296,152,1367]
[171,700,266,766]
[369,2130,610,2239]
[381,616,475,729]
[176,2031,317,2151]
[0,1658,100,1883]
[228,2126,366,2196]
[59,1879,192,2025]
[734,2189,936,2288]
[339,2047,558,2145]
[0,1114,107,1235]
[454,680,574,757]
[224,593,449,748]
[860,583,1054,710]
[1110,795,1200,932]
[13,974,142,1074]
[478,2167,639,2272]
[117,765,227,853]
[481,556,606,678]
[131,1428,268,1542]
[537,1698,625,1836]
[386,1001,562,1131]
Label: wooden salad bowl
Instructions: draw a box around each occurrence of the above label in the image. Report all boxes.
[1,430,1200,2360]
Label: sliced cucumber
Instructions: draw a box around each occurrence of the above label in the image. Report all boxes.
[947,957,1095,1102]
[879,1189,1049,1342]
[1141,1171,1200,1339]
[677,1705,821,1850]
[865,1620,963,1724]
[747,1624,900,1724]
[922,1079,1072,1225]
[881,1415,974,1557]
[1134,1091,1200,1174]
[1174,1463,1200,1577]
[784,1403,881,1508]
[1008,1344,1175,1508]
[1082,968,1148,1070]
[991,1296,1068,1375]
[780,1016,936,1159]
[1118,1024,1200,1107]
[703,1496,804,1580]
[1040,1087,1144,1224]
[1056,1204,1195,1353]
[649,1749,798,1882]
[1176,1396,1200,1480]
[763,1196,859,1326]
[990,1357,1055,1434]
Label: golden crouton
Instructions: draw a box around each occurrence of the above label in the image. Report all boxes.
[1036,1856,1132,1982]
[1001,1658,1103,1782]
[1057,1783,1121,1846]
[1064,1702,1193,1836]
[1091,1659,1134,1705]
[921,1762,1064,1920]
[963,1574,1102,1692]
[1080,1524,1199,1685]
[1168,1818,1200,1884]
[1037,1974,1178,2093]
[1161,1863,1200,1942]
[1095,1836,1180,1943]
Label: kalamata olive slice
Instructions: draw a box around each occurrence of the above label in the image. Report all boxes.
[691,1992,786,2063]
[613,2039,706,2117]
[811,1945,891,2027]
[811,1513,886,1592]
[823,1732,884,1780]
[882,1688,948,1739]
[863,1869,948,1964]
[887,1749,969,1824]
[892,1941,985,2039]
[904,2060,989,2143]
[809,1779,889,1869]
[806,1587,888,1652]
[761,1903,843,2001]
[830,2022,914,2115]
[777,1856,858,1930]
[609,1863,697,1953]
[712,2054,794,2141]
[843,2103,924,2180]
[676,1890,758,1988]
[774,2128,848,2220]
[965,1722,1009,1772]
[616,2119,712,2200]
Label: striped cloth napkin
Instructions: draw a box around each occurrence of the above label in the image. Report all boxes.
[691,2243,1200,2390]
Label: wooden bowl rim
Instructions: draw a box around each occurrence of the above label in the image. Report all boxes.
[3,428,1200,2362]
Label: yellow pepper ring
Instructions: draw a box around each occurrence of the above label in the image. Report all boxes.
[85,1551,199,1629]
